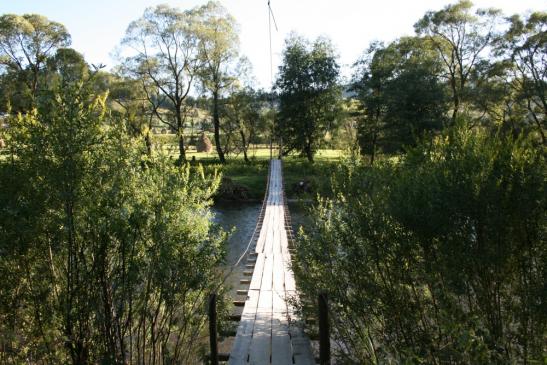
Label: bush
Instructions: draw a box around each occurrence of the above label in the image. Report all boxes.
[294,123,546,364]
[0,80,226,363]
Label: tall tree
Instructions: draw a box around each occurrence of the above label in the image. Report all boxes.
[0,14,70,109]
[498,12,546,144]
[415,0,501,123]
[122,5,201,163]
[109,71,156,155]
[353,37,447,163]
[224,87,262,162]
[195,1,240,163]
[276,35,341,162]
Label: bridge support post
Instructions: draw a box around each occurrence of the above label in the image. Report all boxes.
[208,293,219,365]
[319,292,330,365]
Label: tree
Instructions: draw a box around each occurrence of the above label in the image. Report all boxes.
[109,65,158,156]
[195,1,240,163]
[497,12,546,144]
[353,38,447,163]
[0,61,225,364]
[224,87,262,162]
[294,123,546,364]
[0,14,70,108]
[415,0,501,123]
[121,5,201,163]
[276,35,341,162]
[46,48,89,85]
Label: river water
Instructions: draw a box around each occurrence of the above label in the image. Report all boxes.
[212,201,309,297]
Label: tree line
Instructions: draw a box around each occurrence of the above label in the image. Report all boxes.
[275,1,545,162]
[0,2,545,165]
[0,3,273,166]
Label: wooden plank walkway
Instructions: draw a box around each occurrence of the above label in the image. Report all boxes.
[229,159,314,365]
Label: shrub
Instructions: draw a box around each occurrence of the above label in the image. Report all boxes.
[0,80,226,364]
[294,123,546,364]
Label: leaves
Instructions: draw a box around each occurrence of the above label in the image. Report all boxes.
[0,72,225,364]
[294,123,546,364]
[276,35,342,162]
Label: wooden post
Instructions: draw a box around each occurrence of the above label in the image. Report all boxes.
[208,293,219,365]
[318,293,330,365]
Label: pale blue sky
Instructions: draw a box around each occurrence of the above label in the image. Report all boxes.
[2,0,545,88]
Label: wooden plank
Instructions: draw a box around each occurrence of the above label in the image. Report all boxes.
[271,315,291,365]
[264,217,275,254]
[249,253,265,290]
[263,205,276,254]
[255,205,271,253]
[249,290,272,365]
[260,254,273,291]
[284,267,297,291]
[284,289,315,365]
[292,339,316,365]
[229,290,259,365]
[272,252,285,294]
[273,207,282,253]
[282,247,296,292]
[280,229,289,256]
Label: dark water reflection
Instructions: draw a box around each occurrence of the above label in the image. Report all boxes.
[212,201,310,297]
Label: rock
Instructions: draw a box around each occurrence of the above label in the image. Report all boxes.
[292,179,313,195]
[217,177,250,200]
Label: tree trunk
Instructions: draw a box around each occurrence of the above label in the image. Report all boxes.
[239,129,249,163]
[144,132,152,156]
[451,76,459,125]
[145,116,153,156]
[212,91,225,163]
[177,131,186,165]
[527,99,546,145]
[305,140,314,163]
[370,129,377,167]
[175,108,186,164]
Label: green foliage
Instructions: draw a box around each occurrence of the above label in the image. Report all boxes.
[194,1,241,163]
[414,0,502,123]
[201,159,269,200]
[282,156,338,199]
[353,37,447,162]
[276,34,342,162]
[122,4,202,162]
[495,11,546,144]
[0,13,71,110]
[0,73,226,364]
[222,87,267,162]
[294,123,546,364]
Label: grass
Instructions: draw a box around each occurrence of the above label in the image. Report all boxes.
[201,159,270,200]
[282,155,340,199]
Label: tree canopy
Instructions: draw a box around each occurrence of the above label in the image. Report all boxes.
[0,13,70,110]
[276,35,342,162]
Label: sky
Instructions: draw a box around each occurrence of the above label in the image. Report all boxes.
[1,0,545,89]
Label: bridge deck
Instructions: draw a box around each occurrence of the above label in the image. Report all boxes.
[229,159,314,365]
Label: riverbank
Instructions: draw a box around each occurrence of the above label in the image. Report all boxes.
[203,153,341,201]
